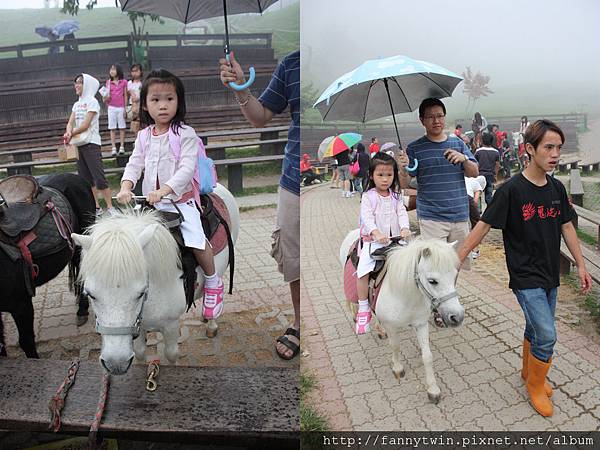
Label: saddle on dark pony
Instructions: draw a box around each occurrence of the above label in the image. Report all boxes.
[0,175,74,296]
[157,193,234,311]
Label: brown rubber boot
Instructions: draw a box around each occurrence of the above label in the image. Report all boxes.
[521,339,553,397]
[526,354,553,417]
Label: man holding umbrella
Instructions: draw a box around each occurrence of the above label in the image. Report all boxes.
[398,98,478,258]
[220,51,300,361]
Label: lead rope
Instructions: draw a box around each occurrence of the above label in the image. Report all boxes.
[87,371,110,450]
[48,359,80,432]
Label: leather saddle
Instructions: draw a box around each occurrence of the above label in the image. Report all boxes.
[0,175,52,238]
[349,237,407,283]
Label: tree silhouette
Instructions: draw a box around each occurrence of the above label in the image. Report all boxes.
[462,66,493,117]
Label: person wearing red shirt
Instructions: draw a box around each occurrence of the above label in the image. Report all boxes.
[301,153,319,185]
[369,137,380,156]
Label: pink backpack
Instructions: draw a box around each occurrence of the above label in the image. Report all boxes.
[138,125,217,206]
[359,188,400,242]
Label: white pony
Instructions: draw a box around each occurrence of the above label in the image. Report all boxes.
[73,210,185,375]
[340,230,465,403]
[73,184,240,375]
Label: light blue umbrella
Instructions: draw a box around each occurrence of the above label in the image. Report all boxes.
[314,54,462,153]
[52,20,80,37]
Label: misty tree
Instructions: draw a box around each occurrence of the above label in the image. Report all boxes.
[61,0,164,65]
[462,66,493,117]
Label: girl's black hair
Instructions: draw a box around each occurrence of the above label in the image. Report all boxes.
[138,69,186,133]
[130,63,143,78]
[110,63,124,81]
[365,152,402,198]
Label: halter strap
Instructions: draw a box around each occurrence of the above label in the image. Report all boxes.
[94,283,149,339]
[414,270,458,313]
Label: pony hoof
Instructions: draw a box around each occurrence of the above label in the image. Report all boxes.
[206,328,218,338]
[427,392,441,404]
[393,369,405,380]
[377,331,388,340]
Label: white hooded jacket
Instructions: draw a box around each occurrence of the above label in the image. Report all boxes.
[72,73,102,146]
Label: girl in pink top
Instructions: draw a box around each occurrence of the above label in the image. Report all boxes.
[116,69,224,320]
[356,152,410,334]
[102,63,128,155]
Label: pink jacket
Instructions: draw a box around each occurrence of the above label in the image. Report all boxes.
[360,189,410,240]
[122,125,198,201]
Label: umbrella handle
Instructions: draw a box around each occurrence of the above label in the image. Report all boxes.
[406,158,418,171]
[226,53,256,91]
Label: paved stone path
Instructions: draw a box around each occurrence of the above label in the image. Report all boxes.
[301,184,600,431]
[2,199,297,370]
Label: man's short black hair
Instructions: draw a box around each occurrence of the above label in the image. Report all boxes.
[482,132,495,147]
[418,98,446,118]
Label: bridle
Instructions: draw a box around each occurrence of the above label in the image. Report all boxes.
[91,282,149,339]
[413,268,459,313]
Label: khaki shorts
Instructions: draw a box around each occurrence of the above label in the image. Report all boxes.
[418,218,471,270]
[270,187,300,283]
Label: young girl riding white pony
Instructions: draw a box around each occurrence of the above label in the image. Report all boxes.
[355,153,410,334]
[117,69,224,322]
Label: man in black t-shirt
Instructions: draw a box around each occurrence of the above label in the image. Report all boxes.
[474,132,500,206]
[458,120,592,418]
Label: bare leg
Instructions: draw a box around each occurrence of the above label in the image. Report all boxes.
[414,322,441,403]
[119,129,126,149]
[357,274,369,300]
[100,188,113,209]
[192,246,216,276]
[110,130,116,149]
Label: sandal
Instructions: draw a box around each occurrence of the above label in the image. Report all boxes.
[276,327,300,360]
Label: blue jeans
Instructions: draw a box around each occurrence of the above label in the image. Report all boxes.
[513,288,557,362]
[484,174,494,206]
[352,177,364,194]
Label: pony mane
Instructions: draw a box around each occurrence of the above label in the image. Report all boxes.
[385,238,459,295]
[79,209,181,287]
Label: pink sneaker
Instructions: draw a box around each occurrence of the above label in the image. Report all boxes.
[202,279,224,320]
[355,309,372,335]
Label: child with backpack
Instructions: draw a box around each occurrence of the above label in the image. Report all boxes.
[356,152,410,334]
[116,69,224,320]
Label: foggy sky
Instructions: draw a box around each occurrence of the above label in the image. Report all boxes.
[301,0,600,115]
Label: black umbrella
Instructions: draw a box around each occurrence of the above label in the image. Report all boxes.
[118,0,279,90]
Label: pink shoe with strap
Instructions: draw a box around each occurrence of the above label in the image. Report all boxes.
[355,309,372,335]
[202,278,224,320]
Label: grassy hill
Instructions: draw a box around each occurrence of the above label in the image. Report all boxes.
[0,2,298,59]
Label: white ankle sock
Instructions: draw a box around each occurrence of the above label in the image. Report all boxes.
[205,272,220,289]
[358,299,369,312]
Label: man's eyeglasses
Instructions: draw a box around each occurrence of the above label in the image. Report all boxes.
[423,113,446,121]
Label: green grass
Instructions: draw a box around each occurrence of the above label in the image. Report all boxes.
[0,2,298,60]
[576,228,598,247]
[300,371,330,432]
[564,273,600,332]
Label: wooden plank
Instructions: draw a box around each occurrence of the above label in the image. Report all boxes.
[0,359,298,446]
[560,242,600,284]
[573,205,600,226]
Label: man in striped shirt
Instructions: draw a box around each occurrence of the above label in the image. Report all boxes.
[398,98,479,259]
[220,51,300,360]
